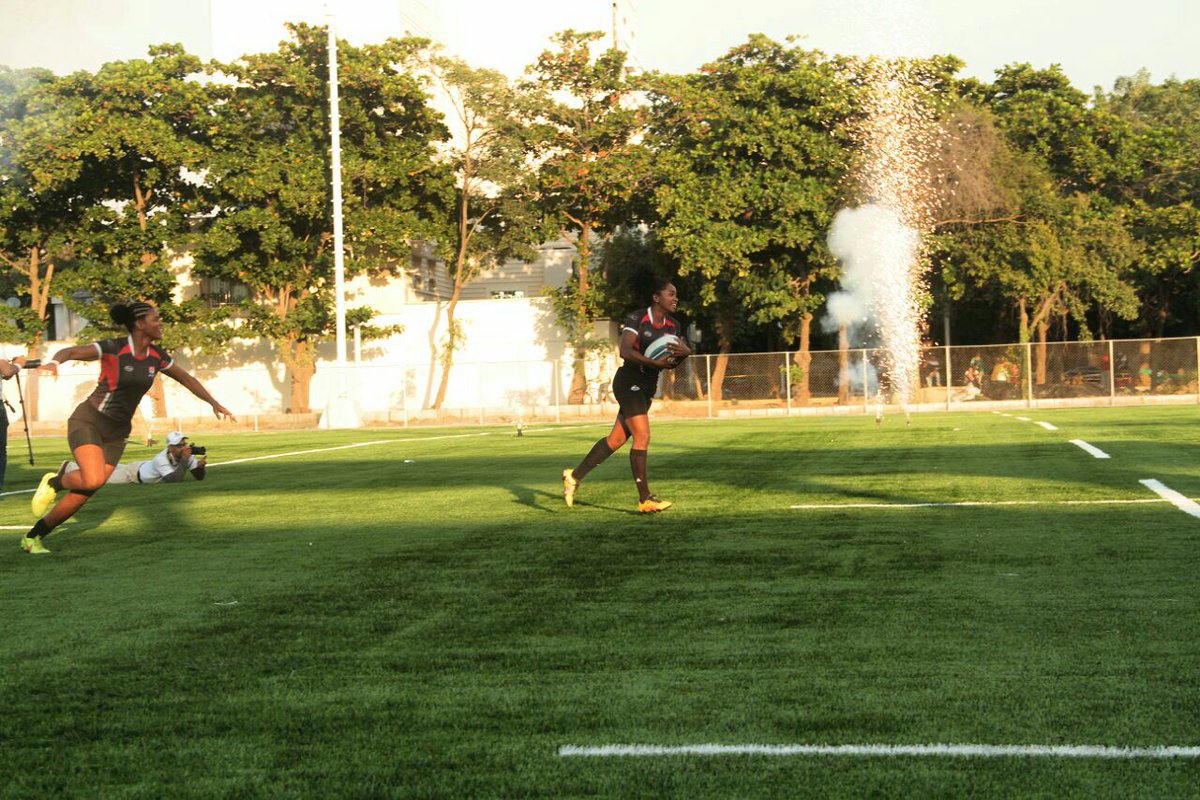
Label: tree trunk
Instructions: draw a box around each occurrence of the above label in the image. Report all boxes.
[24,244,54,421]
[1138,340,1153,389]
[1035,322,1049,385]
[431,276,464,410]
[567,221,592,405]
[280,336,315,413]
[433,161,476,412]
[133,172,157,266]
[793,312,813,404]
[837,324,850,404]
[136,375,168,444]
[709,307,734,403]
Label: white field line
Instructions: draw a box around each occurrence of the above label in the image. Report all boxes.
[206,433,488,467]
[1015,416,1031,421]
[790,498,1169,510]
[558,743,1200,759]
[1070,439,1111,459]
[1,425,601,501]
[1035,421,1058,430]
[1140,479,1200,520]
[205,424,609,467]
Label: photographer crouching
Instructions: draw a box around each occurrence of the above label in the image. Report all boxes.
[58,431,207,486]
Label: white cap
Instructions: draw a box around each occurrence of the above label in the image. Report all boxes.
[166,431,186,445]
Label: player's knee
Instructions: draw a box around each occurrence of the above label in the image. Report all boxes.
[75,476,105,493]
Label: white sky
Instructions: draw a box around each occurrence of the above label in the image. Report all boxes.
[1,0,1197,91]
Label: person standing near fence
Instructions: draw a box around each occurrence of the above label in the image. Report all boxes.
[0,355,28,493]
[561,278,691,513]
[19,301,236,555]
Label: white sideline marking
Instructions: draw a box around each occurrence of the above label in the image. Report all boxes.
[1015,416,1031,421]
[3,425,593,488]
[1035,421,1058,430]
[790,498,1167,510]
[1140,479,1200,520]
[205,425,610,467]
[1070,439,1111,459]
[558,743,1200,759]
[206,432,494,467]
[2,425,594,505]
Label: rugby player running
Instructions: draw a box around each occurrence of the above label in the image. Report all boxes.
[562,278,690,513]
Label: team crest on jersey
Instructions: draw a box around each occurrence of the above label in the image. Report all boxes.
[123,365,134,372]
[148,366,156,376]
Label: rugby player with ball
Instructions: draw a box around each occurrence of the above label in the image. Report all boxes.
[562,278,691,513]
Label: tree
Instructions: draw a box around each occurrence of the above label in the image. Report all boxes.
[0,65,72,364]
[1,48,217,417]
[192,25,453,413]
[938,154,1139,381]
[1099,74,1200,337]
[417,51,544,410]
[934,64,1143,382]
[646,36,854,401]
[521,30,652,404]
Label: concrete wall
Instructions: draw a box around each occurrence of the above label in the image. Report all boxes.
[10,295,615,422]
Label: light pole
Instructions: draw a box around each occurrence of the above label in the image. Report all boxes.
[321,2,361,428]
[329,12,347,369]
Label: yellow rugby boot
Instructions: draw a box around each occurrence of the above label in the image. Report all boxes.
[562,468,578,508]
[31,472,58,518]
[637,495,673,514]
[20,536,50,555]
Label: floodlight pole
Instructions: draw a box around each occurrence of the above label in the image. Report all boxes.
[328,12,347,369]
[321,2,361,428]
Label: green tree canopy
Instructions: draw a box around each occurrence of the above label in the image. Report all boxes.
[191,24,453,412]
[646,35,855,399]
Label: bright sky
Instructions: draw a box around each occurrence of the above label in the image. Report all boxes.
[1,0,1196,92]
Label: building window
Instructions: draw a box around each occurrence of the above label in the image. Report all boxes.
[491,290,525,299]
[199,276,251,307]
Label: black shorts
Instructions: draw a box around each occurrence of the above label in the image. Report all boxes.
[67,402,131,467]
[612,366,654,418]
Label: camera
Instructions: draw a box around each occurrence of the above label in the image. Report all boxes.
[189,444,207,456]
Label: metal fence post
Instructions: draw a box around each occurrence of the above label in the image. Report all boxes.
[944,344,952,410]
[705,354,713,420]
[1025,341,1033,408]
[401,364,409,428]
[478,363,485,426]
[1108,339,1116,406]
[784,353,792,415]
[554,360,561,424]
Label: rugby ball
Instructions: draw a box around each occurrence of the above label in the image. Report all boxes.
[644,333,680,361]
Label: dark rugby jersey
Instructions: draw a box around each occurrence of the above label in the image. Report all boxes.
[86,337,173,422]
[621,307,683,378]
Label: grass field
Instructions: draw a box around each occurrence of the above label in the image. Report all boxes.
[2,406,1199,797]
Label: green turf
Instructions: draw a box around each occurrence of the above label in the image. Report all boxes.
[2,407,1199,797]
